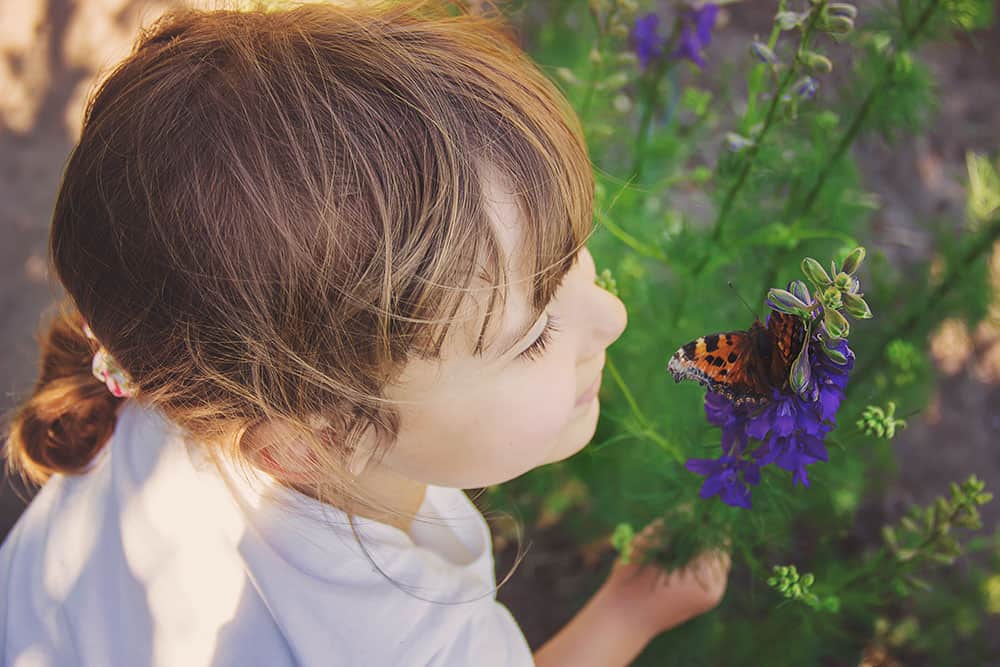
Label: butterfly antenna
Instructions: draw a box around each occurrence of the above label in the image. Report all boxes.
[728,281,761,320]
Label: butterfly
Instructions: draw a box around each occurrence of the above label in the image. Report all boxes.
[666,311,807,406]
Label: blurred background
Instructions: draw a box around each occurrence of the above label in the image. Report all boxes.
[1,1,998,664]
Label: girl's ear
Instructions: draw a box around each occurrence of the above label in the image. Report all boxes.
[347,425,379,477]
[242,416,323,482]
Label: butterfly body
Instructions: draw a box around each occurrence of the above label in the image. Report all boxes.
[667,312,807,406]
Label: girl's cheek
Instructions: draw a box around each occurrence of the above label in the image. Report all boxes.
[497,360,577,430]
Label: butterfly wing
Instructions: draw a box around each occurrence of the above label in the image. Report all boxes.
[667,330,770,405]
[766,311,807,388]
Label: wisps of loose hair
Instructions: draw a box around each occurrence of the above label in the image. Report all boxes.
[2,0,594,601]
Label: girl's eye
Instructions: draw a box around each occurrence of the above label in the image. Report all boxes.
[517,315,560,361]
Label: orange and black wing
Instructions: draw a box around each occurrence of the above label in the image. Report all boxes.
[765,311,807,389]
[667,330,768,405]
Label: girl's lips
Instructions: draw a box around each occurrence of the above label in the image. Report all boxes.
[574,374,601,407]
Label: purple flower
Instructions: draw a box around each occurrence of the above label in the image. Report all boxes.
[767,433,829,487]
[672,3,720,69]
[747,389,825,440]
[633,4,720,71]
[631,13,664,70]
[705,391,749,455]
[685,455,760,509]
[794,76,819,99]
[684,318,855,509]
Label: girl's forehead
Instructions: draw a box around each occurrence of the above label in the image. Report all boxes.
[455,170,536,359]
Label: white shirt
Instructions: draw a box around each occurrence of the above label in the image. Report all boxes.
[0,400,534,666]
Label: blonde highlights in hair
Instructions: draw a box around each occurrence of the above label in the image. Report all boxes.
[3,0,594,592]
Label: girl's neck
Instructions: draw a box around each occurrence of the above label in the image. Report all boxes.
[355,465,428,534]
[291,464,428,535]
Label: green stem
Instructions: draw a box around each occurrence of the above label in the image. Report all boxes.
[705,2,828,249]
[629,19,682,184]
[797,0,944,217]
[760,0,946,293]
[667,4,828,330]
[743,0,787,133]
[629,76,661,184]
[605,356,684,463]
[580,3,619,126]
[596,209,666,261]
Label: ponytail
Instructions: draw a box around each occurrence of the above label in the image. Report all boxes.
[2,298,126,488]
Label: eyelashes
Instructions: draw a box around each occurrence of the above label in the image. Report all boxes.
[517,315,560,361]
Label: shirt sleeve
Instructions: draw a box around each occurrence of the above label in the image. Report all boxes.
[426,598,534,667]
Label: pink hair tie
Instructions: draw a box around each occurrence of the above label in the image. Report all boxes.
[82,321,137,398]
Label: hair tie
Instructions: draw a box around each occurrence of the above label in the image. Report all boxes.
[81,321,137,398]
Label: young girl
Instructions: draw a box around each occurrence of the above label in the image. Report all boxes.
[0,1,730,665]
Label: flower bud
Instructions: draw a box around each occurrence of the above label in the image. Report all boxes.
[589,0,610,14]
[799,50,833,74]
[555,67,579,85]
[775,10,807,31]
[824,307,850,339]
[828,3,858,19]
[595,268,619,296]
[599,72,630,91]
[819,338,848,364]
[612,93,632,114]
[833,271,853,290]
[822,15,855,33]
[840,246,865,274]
[750,41,779,65]
[725,132,754,152]
[820,285,842,310]
[801,257,831,287]
[793,76,819,100]
[842,292,873,319]
[790,339,814,399]
[788,280,812,305]
[767,288,812,317]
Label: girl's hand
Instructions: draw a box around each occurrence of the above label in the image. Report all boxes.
[599,518,731,640]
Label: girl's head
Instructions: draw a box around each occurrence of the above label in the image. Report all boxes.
[3,0,625,529]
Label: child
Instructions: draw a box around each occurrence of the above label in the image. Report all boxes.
[0,1,730,665]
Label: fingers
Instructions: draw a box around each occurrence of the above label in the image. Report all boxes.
[631,517,666,554]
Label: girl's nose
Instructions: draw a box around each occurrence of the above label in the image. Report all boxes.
[578,248,627,353]
[593,287,627,349]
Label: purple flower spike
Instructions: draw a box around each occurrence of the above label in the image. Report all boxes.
[631,13,664,70]
[694,3,720,46]
[672,3,720,69]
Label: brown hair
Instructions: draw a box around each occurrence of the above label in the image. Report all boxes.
[2,0,593,591]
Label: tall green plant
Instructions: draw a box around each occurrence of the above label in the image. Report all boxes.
[491,0,1000,663]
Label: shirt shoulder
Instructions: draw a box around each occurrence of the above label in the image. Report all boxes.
[0,401,535,666]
